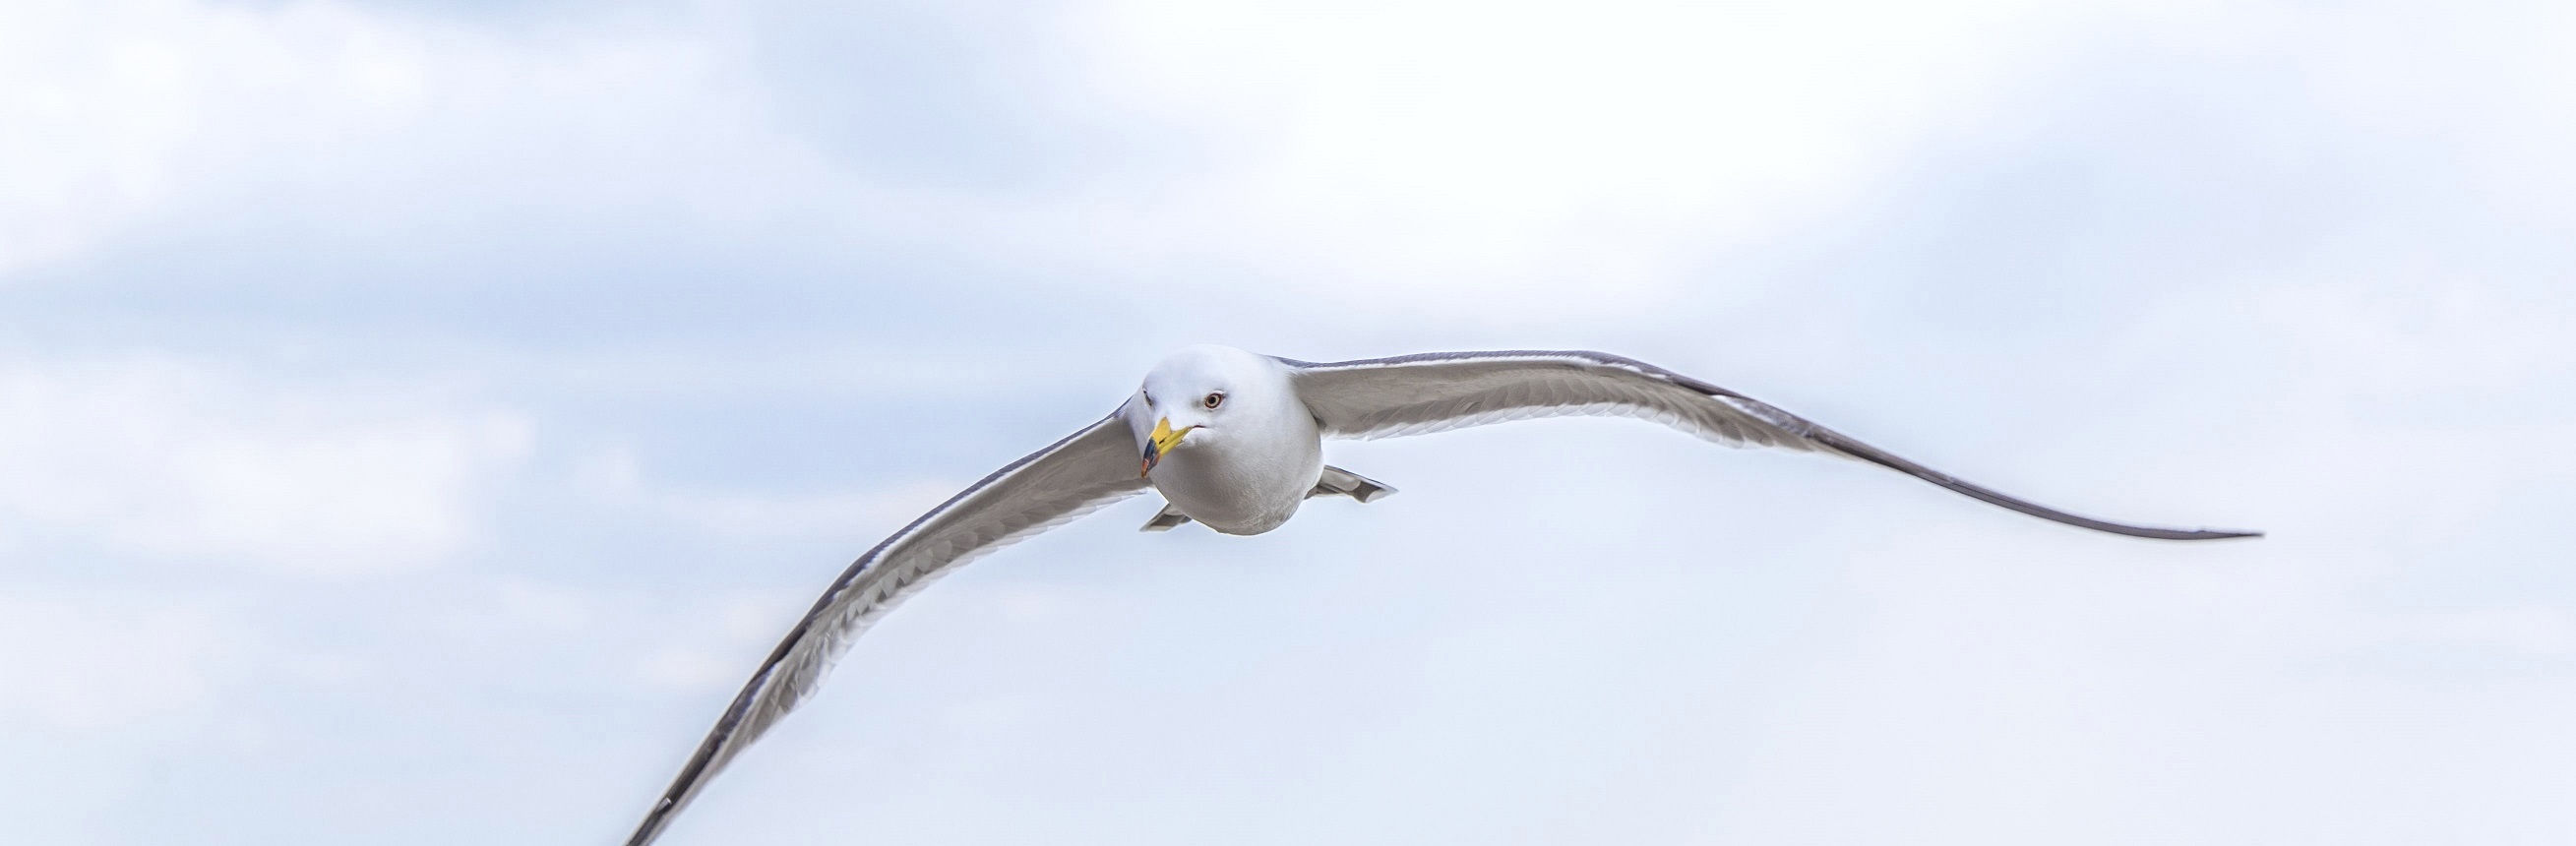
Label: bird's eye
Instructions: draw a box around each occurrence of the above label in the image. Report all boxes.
[1202,393,1224,409]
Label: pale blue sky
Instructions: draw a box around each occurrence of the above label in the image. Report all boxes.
[3,1,2572,843]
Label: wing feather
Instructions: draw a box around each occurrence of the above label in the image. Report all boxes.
[626,413,1148,846]
[1283,350,2256,541]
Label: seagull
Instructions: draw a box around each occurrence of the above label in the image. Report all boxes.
[625,345,2256,845]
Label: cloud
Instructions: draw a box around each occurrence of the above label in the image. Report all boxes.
[572,442,964,541]
[0,589,239,730]
[1022,0,2087,317]
[0,0,431,274]
[0,0,838,280]
[0,355,531,574]
[0,0,2133,325]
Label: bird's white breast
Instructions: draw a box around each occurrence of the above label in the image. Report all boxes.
[1148,413,1320,534]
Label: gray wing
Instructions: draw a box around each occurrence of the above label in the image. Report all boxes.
[1282,350,2257,541]
[627,413,1150,846]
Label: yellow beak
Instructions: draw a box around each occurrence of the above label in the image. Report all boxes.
[1141,417,1193,476]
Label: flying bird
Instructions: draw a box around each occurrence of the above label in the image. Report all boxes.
[625,346,2256,845]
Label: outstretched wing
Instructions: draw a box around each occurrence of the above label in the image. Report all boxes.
[1282,350,2256,541]
[627,413,1150,846]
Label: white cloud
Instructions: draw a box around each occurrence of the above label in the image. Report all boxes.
[1040,0,2081,315]
[0,0,2128,321]
[574,443,961,541]
[0,0,841,278]
[0,0,425,273]
[0,589,238,730]
[0,355,531,574]
[0,0,2230,331]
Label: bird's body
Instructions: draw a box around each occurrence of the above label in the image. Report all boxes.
[1132,345,1322,535]
[624,345,2258,846]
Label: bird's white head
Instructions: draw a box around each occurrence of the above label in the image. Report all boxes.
[1129,344,1289,477]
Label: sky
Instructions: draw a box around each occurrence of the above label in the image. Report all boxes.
[2,0,2573,843]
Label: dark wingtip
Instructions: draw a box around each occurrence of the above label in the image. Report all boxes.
[1797,426,2263,544]
[2078,522,2266,541]
[625,797,677,846]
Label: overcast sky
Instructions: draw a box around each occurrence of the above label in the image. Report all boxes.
[3,1,2573,843]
